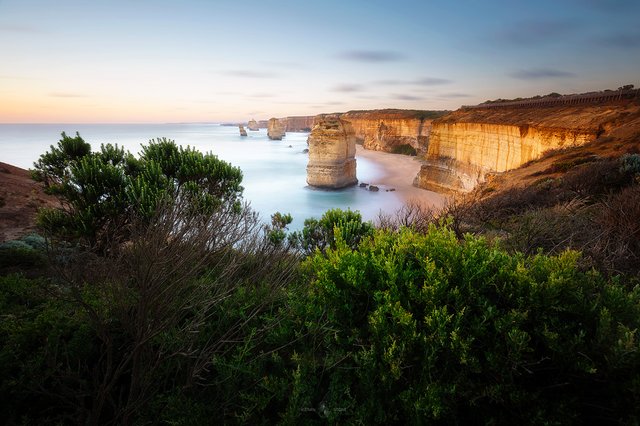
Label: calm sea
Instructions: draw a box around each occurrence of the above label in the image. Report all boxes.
[0,123,408,229]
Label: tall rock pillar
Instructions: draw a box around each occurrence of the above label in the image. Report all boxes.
[267,118,286,140]
[306,115,358,189]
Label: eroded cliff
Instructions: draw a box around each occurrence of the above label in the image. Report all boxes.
[340,110,446,154]
[285,116,315,132]
[415,102,640,193]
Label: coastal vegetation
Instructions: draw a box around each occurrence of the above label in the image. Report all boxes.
[1,134,639,424]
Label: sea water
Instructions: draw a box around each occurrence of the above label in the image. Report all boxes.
[0,123,406,229]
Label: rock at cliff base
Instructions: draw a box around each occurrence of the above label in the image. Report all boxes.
[306,116,358,189]
[267,118,286,140]
[239,125,248,137]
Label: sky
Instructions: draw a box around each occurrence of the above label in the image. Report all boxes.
[0,0,639,123]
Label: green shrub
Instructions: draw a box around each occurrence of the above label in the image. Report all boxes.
[0,234,47,270]
[32,133,243,251]
[291,208,374,255]
[272,225,640,424]
[620,153,640,175]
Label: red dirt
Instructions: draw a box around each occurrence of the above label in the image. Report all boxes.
[0,162,57,242]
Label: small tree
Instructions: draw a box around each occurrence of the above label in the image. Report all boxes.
[32,133,243,250]
[292,208,374,255]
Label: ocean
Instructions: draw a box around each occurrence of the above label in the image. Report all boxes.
[0,123,410,230]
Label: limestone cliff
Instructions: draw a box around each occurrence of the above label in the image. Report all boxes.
[415,102,640,193]
[284,116,315,132]
[267,118,285,140]
[340,110,446,154]
[247,119,259,131]
[307,116,357,189]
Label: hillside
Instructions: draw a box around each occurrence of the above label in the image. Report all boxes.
[0,162,56,242]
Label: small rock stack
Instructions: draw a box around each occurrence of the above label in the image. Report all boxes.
[247,119,260,131]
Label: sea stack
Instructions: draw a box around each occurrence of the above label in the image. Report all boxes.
[267,118,285,140]
[306,115,357,189]
[247,119,259,131]
[239,124,247,136]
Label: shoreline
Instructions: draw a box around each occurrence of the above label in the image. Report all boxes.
[355,145,447,210]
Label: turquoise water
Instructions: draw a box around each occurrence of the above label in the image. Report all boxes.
[0,123,405,229]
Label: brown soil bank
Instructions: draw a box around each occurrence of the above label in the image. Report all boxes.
[0,162,56,242]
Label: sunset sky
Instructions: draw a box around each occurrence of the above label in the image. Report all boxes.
[1,0,639,123]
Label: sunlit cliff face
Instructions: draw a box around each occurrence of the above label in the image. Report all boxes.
[414,102,640,193]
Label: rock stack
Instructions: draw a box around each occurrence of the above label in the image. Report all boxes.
[247,119,259,131]
[306,115,357,189]
[267,118,286,140]
[239,124,247,136]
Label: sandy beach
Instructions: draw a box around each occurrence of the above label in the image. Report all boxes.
[355,145,447,210]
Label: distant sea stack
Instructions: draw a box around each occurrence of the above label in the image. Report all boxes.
[247,119,259,131]
[239,124,247,136]
[306,115,357,189]
[267,118,286,140]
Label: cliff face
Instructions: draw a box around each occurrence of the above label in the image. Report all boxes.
[307,116,357,189]
[267,118,286,140]
[415,103,639,193]
[284,116,315,132]
[340,110,444,154]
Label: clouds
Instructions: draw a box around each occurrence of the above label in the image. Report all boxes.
[509,68,576,80]
[331,84,364,93]
[595,32,640,49]
[218,70,280,79]
[415,77,452,86]
[392,94,423,101]
[48,92,89,98]
[0,23,44,33]
[493,19,579,46]
[375,77,453,86]
[335,50,406,63]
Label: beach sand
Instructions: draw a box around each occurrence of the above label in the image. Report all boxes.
[355,145,447,210]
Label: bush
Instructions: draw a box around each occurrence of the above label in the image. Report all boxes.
[271,225,640,424]
[0,198,300,425]
[0,234,47,270]
[292,208,374,255]
[32,133,243,251]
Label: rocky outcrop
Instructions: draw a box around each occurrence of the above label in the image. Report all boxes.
[267,118,285,140]
[340,110,446,154]
[285,116,315,132]
[307,116,357,189]
[239,125,247,136]
[415,103,638,193]
[247,119,259,131]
